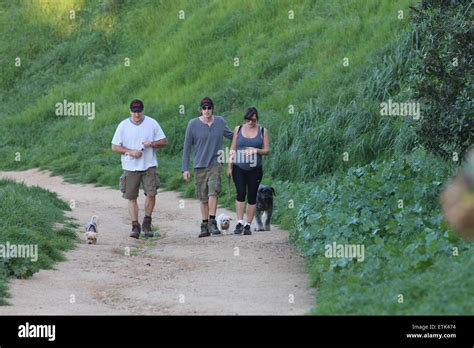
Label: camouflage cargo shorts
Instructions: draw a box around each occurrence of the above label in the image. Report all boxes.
[194,164,222,202]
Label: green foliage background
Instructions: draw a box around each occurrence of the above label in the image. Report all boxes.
[0,0,472,313]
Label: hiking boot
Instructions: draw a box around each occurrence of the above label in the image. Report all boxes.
[142,216,153,238]
[208,218,221,235]
[243,224,252,235]
[234,222,244,235]
[199,222,210,238]
[130,222,141,239]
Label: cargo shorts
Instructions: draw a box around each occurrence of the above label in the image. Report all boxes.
[119,166,160,200]
[194,164,222,202]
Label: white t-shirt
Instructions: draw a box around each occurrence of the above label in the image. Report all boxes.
[111,115,166,171]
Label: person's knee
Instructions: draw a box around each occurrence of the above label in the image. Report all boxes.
[128,198,138,203]
[247,187,259,205]
[235,185,247,202]
[208,194,217,199]
[236,192,246,202]
[208,179,221,197]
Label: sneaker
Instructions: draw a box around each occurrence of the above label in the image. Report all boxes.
[199,222,210,238]
[243,224,252,235]
[234,222,244,235]
[142,216,153,238]
[208,219,221,235]
[130,222,141,239]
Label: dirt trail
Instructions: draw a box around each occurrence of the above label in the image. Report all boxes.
[0,169,314,315]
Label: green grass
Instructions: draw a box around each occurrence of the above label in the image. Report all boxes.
[0,179,77,305]
[0,0,415,181]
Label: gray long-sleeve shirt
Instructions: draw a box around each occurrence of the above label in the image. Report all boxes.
[182,116,233,171]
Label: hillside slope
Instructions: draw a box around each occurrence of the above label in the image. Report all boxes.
[1,0,414,182]
[1,0,472,315]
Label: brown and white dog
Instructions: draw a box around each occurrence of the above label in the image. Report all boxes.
[84,216,98,244]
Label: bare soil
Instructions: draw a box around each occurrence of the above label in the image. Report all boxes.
[0,169,314,315]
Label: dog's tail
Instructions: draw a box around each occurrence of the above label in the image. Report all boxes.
[84,215,98,233]
[90,215,98,225]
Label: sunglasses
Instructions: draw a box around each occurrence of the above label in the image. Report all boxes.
[201,106,212,110]
[246,118,257,123]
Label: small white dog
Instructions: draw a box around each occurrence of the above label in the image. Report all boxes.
[84,216,98,244]
[216,213,232,235]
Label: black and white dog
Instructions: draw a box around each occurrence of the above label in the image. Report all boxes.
[84,216,98,244]
[255,184,276,231]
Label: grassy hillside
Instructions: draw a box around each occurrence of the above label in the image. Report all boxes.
[1,0,415,181]
[0,179,77,304]
[1,0,472,314]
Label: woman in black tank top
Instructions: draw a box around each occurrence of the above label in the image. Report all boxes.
[227,107,271,235]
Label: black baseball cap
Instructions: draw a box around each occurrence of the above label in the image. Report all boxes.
[200,97,214,108]
[130,99,144,112]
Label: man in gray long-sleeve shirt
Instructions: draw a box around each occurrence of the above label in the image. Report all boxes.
[182,97,233,237]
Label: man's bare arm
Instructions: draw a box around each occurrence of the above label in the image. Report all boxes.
[111,144,144,158]
[111,144,130,155]
[142,138,167,149]
[151,138,167,148]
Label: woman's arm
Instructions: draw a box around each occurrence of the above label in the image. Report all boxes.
[227,126,240,174]
[257,128,270,156]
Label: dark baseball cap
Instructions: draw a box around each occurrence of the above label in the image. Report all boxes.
[200,97,214,108]
[130,99,144,112]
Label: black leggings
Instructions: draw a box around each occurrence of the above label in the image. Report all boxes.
[232,165,263,205]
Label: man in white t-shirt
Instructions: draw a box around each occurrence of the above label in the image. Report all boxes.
[111,99,167,239]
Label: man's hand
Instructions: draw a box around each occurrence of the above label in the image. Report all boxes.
[227,166,232,178]
[128,150,143,158]
[183,171,191,182]
[142,140,153,148]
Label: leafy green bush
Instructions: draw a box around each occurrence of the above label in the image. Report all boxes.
[293,149,473,314]
[409,0,473,160]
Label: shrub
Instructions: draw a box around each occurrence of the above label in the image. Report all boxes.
[293,149,473,314]
[409,0,473,160]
